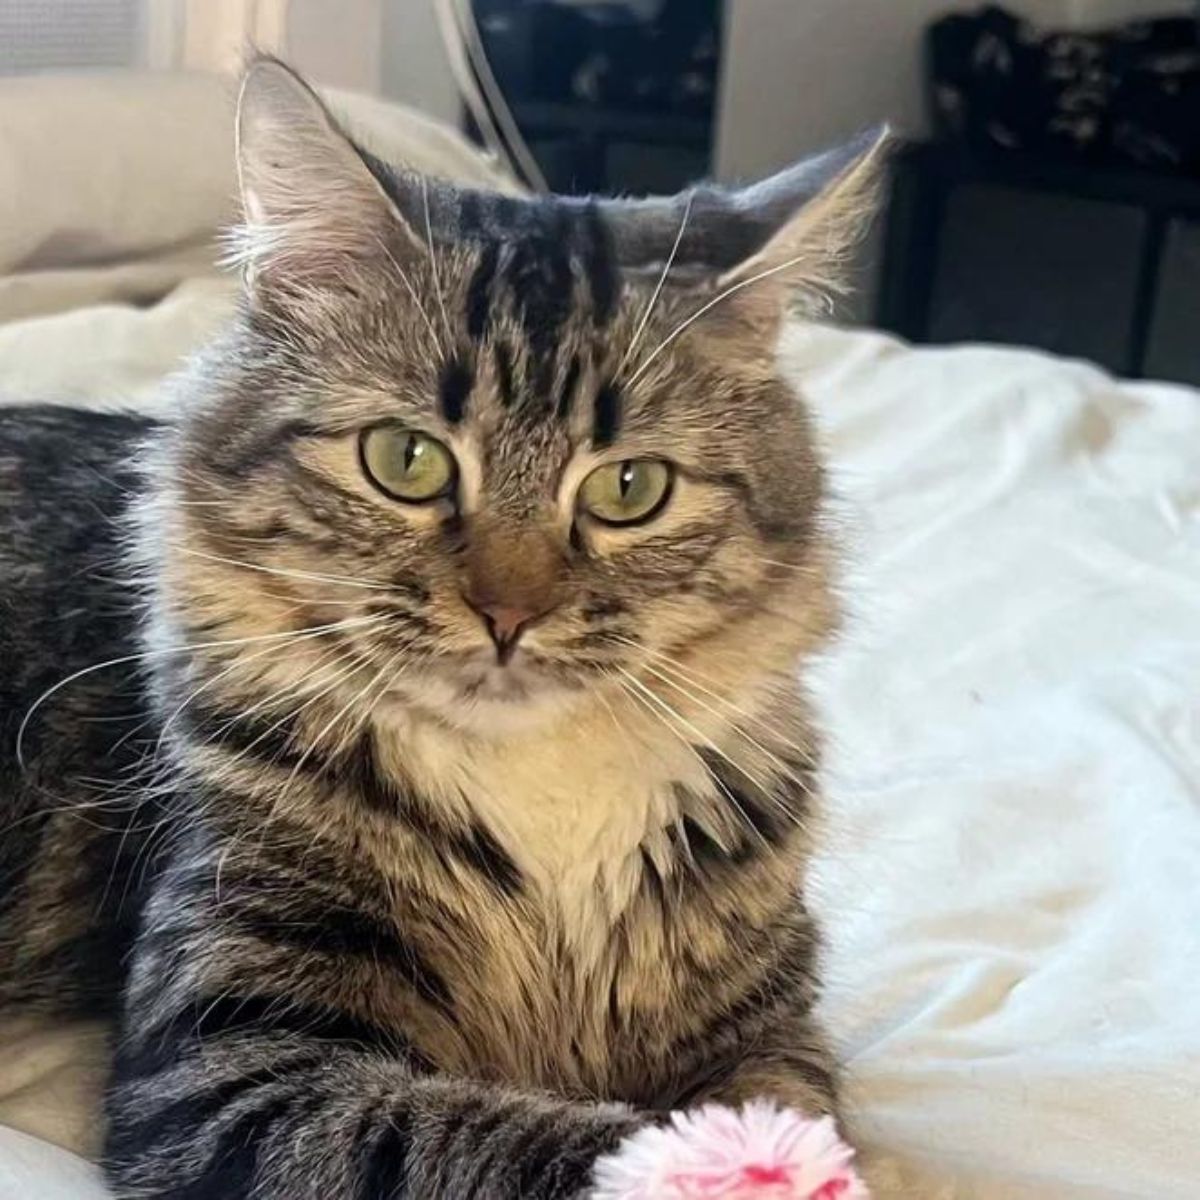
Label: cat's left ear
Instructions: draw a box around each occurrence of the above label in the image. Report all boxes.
[231,55,423,293]
[704,129,889,340]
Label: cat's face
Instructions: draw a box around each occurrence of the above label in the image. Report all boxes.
[168,62,879,734]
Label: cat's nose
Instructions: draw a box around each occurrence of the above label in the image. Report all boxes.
[464,598,545,665]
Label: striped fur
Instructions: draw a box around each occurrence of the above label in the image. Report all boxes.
[0,59,883,1199]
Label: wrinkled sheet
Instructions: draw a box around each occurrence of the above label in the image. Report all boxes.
[0,1126,108,1200]
[1,84,1198,1192]
[4,296,1196,1199]
[788,326,1200,1199]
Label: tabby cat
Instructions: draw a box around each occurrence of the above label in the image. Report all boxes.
[0,59,880,1198]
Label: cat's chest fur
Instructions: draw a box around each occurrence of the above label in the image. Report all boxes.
[368,697,752,1097]
[385,699,702,927]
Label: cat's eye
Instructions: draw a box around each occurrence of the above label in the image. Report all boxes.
[577,459,673,526]
[359,426,457,503]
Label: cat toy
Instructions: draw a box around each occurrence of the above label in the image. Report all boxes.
[593,1102,868,1199]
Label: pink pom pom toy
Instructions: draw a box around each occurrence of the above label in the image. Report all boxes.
[592,1102,868,1200]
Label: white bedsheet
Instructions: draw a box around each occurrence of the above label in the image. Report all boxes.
[2,74,1198,1200]
[0,1126,108,1200]
[4,312,1196,1200]
[790,326,1200,1198]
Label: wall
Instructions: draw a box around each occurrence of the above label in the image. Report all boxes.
[1061,0,1193,22]
[715,0,1194,179]
[179,0,460,124]
[380,0,460,123]
[287,0,381,90]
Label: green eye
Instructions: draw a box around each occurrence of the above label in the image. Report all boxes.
[360,426,457,503]
[578,459,673,526]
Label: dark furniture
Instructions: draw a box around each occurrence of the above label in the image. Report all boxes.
[508,99,710,196]
[877,141,1200,386]
[472,0,721,195]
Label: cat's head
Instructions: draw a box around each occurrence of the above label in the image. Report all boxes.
[167,59,883,735]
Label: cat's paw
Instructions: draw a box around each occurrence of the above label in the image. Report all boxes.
[591,1101,868,1199]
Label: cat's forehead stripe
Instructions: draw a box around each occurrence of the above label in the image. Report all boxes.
[505,216,574,368]
[593,382,622,450]
[438,358,473,425]
[557,356,581,421]
[580,201,618,325]
[459,199,619,346]
[494,342,516,408]
[465,241,499,342]
[449,199,625,429]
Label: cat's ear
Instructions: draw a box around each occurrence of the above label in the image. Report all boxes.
[706,128,889,340]
[231,56,421,293]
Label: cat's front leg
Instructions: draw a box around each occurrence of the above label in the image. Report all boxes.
[103,838,641,1199]
[695,1058,837,1115]
[683,1021,841,1117]
[589,1031,861,1199]
[107,1033,638,1199]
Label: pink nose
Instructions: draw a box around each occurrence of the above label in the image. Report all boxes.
[481,605,535,644]
[465,599,542,664]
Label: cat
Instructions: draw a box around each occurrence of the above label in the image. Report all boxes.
[0,57,881,1199]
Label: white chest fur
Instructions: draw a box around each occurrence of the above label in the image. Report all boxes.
[376,691,712,937]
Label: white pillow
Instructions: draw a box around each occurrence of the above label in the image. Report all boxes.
[0,70,517,276]
[0,1127,108,1200]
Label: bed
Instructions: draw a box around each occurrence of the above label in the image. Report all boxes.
[1,72,1198,1200]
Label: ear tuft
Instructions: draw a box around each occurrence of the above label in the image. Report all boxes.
[227,56,414,292]
[717,127,891,334]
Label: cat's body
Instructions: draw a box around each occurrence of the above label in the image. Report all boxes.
[0,59,880,1199]
[0,407,159,1022]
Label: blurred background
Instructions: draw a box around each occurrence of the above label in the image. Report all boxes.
[3,0,1200,383]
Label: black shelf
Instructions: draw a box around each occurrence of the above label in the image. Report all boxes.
[877,140,1200,384]
[511,100,711,149]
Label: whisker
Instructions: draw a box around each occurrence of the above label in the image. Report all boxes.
[633,661,813,819]
[595,670,641,761]
[247,590,372,608]
[212,651,368,898]
[613,636,788,731]
[170,545,401,593]
[374,232,444,360]
[627,247,828,387]
[619,190,693,374]
[613,637,815,800]
[185,645,370,763]
[422,175,453,347]
[342,645,412,753]
[279,653,398,796]
[611,635,728,685]
[204,650,374,778]
[208,643,363,731]
[154,615,389,756]
[755,557,809,572]
[234,646,412,884]
[615,666,770,848]
[614,673,763,854]
[15,614,386,771]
